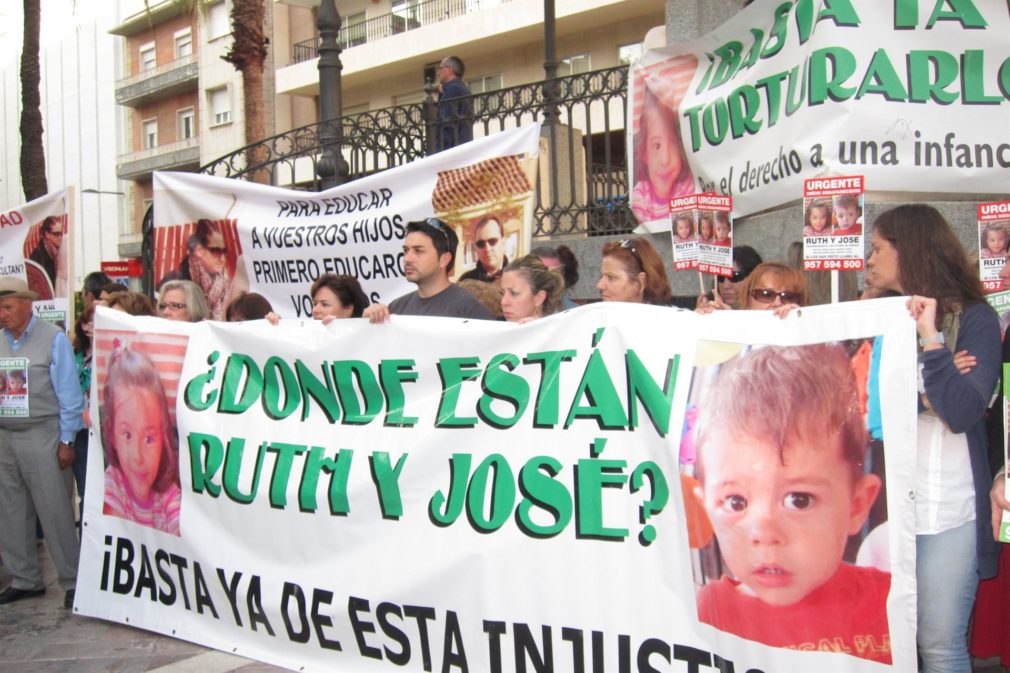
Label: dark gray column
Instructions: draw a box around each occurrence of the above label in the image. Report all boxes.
[316,0,349,188]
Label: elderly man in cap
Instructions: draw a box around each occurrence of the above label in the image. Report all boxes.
[0,277,84,608]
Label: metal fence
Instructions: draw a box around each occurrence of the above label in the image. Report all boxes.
[197,65,633,237]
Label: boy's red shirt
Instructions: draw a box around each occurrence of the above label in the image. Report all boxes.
[697,563,892,664]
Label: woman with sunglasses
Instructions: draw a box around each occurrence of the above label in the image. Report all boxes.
[597,237,672,306]
[738,262,808,310]
[697,262,807,314]
[866,204,1000,673]
[158,219,233,321]
[695,245,762,310]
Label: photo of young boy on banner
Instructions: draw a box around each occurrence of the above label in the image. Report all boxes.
[681,339,891,664]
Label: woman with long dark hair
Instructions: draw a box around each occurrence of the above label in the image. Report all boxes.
[866,204,1000,673]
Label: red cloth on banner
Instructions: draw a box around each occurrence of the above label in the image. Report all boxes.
[697,563,892,664]
[971,544,1010,665]
[832,224,862,237]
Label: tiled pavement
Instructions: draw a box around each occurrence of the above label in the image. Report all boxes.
[1,544,1008,672]
[0,544,284,673]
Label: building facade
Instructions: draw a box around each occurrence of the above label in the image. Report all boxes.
[0,1,125,288]
[271,0,665,141]
[110,0,267,257]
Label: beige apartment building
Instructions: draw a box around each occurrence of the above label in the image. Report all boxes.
[272,0,664,140]
[110,0,263,256]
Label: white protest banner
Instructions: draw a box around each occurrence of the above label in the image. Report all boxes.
[978,200,1010,293]
[802,176,865,272]
[77,300,917,673]
[0,188,74,325]
[629,0,1010,227]
[154,125,540,319]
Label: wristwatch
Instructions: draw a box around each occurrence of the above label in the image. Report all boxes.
[918,333,945,347]
[58,441,73,449]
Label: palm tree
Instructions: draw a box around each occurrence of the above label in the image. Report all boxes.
[20,0,48,200]
[222,0,269,183]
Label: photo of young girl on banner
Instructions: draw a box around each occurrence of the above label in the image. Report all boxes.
[93,321,188,536]
[629,54,697,232]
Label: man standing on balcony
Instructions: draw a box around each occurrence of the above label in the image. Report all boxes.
[435,56,473,152]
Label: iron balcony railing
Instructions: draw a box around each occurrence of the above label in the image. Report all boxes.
[292,0,518,63]
[197,66,632,237]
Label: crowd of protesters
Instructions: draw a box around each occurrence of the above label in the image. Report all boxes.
[5,204,1010,673]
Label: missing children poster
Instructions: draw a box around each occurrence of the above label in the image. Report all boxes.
[77,299,918,673]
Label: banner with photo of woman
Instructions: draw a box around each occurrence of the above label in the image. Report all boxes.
[629,0,1010,222]
[76,299,918,673]
[153,125,541,319]
[0,188,74,326]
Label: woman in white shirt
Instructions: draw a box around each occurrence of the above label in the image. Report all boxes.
[866,204,1001,673]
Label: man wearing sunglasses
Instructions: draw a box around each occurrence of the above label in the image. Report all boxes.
[459,215,508,283]
[364,219,494,323]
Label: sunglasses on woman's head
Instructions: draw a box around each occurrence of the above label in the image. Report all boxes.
[749,288,802,304]
[615,239,646,273]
